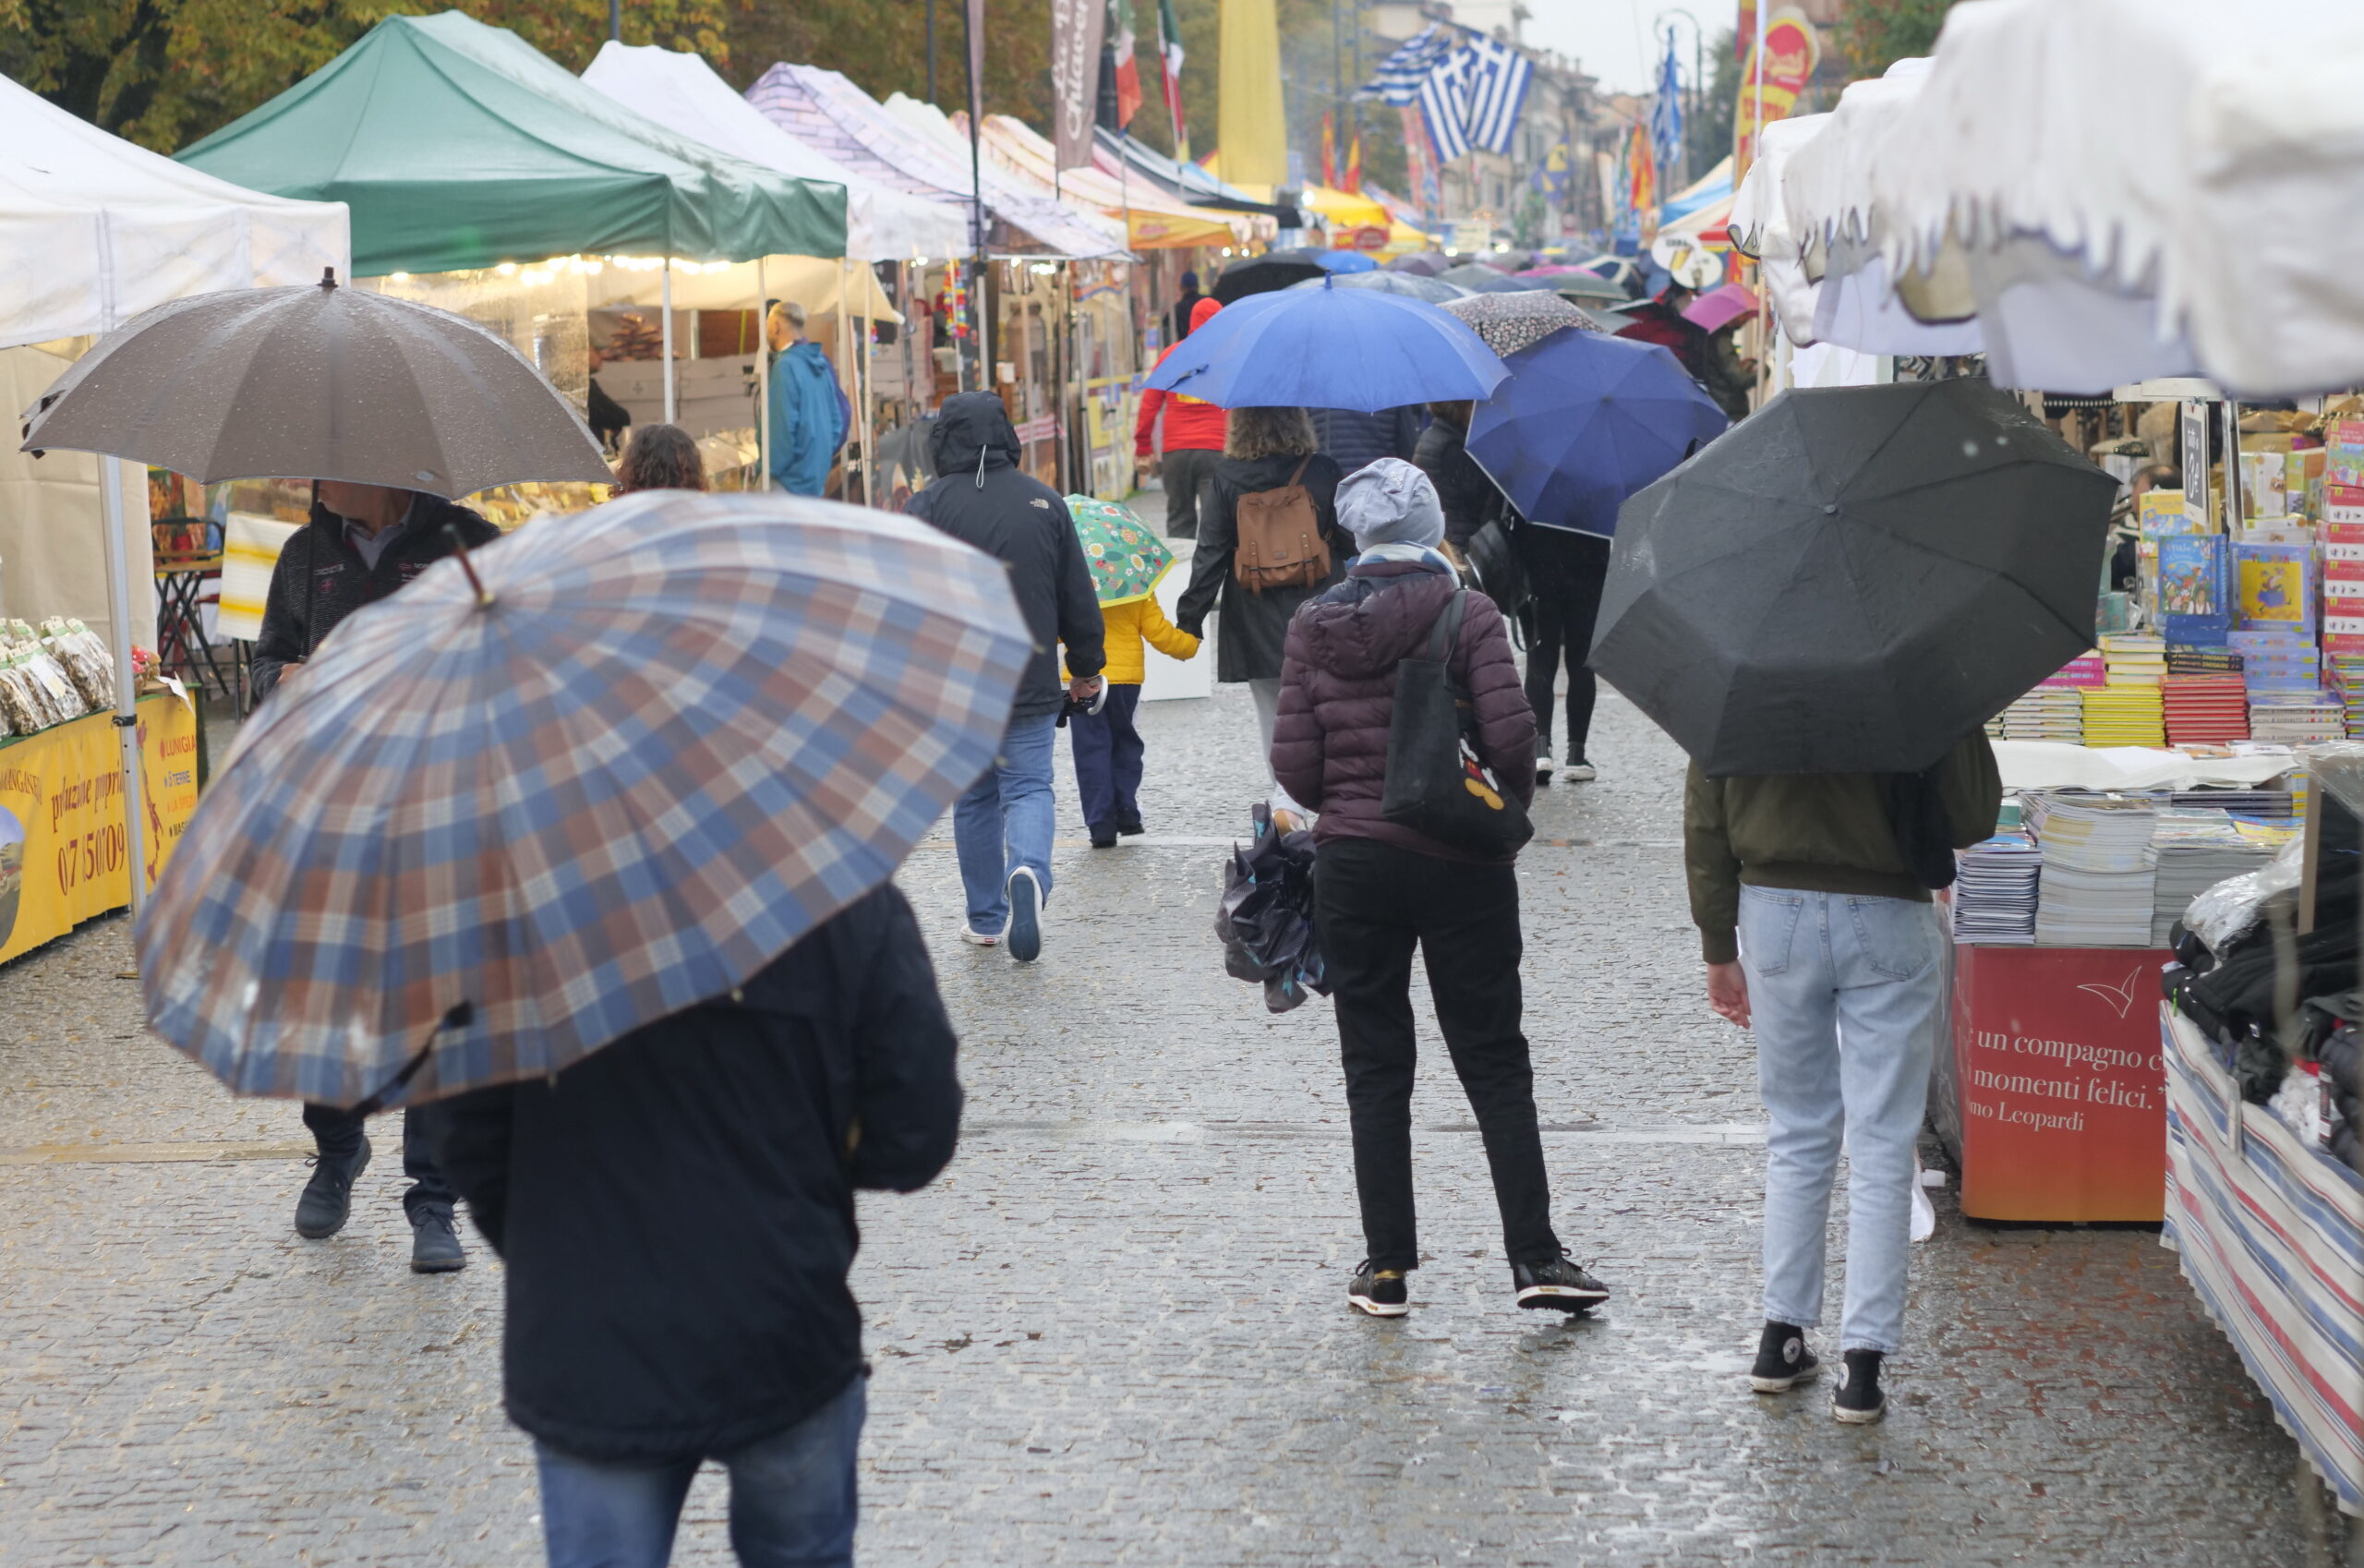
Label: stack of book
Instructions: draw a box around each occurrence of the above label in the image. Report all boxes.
[1994,686,2086,742]
[2100,633,2168,684]
[2026,792,2161,947]
[2146,808,2281,946]
[2164,788,2297,821]
[2050,651,2108,686]
[2249,690,2346,745]
[2081,682,2166,747]
[2161,673,2249,746]
[2232,628,2321,699]
[1952,831,2042,944]
[2165,645,2243,677]
[2332,651,2364,738]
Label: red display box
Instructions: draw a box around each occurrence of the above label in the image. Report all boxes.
[1939,944,2173,1222]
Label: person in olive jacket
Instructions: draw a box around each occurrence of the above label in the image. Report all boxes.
[1685,735,1999,1425]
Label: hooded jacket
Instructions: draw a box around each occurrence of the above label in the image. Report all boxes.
[1176,449,1348,682]
[1135,298,1229,456]
[769,340,846,496]
[905,392,1105,718]
[1272,559,1536,862]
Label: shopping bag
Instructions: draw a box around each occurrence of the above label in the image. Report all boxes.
[1379,588,1533,858]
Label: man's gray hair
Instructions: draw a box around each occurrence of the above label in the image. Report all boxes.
[773,300,807,330]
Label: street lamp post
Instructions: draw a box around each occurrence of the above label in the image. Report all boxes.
[609,0,620,43]
[1654,8,1703,189]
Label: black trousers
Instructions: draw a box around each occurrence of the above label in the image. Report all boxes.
[1314,837,1559,1272]
[1523,539,1611,764]
[302,1102,455,1221]
[1158,448,1220,540]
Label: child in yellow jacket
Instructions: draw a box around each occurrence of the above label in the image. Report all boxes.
[1070,595,1200,847]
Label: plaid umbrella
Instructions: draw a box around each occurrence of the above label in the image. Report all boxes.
[1442,291,1598,357]
[1067,496,1174,606]
[138,492,1031,1109]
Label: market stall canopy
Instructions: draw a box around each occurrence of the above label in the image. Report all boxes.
[583,255,901,322]
[1300,186,1390,231]
[1094,130,1292,232]
[0,71,348,348]
[177,11,846,275]
[947,110,1243,250]
[745,65,1124,259]
[580,43,964,262]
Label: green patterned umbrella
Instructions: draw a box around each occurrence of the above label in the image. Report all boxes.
[1067,497,1175,607]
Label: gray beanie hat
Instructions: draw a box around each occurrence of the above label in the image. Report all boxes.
[1335,457,1445,550]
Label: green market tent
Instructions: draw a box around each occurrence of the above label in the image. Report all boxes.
[177,11,845,275]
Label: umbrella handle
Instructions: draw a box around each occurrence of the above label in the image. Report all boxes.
[442,523,494,608]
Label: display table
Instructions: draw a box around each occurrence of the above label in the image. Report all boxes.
[0,693,201,965]
[2163,1005,2363,1514]
[1935,943,2175,1222]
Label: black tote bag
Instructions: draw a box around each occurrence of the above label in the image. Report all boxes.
[1378,587,1534,857]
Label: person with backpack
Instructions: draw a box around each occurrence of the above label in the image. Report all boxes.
[1270,458,1610,1321]
[1176,406,1347,812]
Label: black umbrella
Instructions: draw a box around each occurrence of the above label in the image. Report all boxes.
[1213,252,1330,302]
[1589,378,2118,777]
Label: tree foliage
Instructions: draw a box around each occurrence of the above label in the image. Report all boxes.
[1688,26,1737,179]
[1835,0,1955,78]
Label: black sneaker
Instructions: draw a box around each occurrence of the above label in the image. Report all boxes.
[1089,828,1118,849]
[1116,817,1145,837]
[1833,1349,1887,1424]
[409,1208,467,1273]
[294,1135,371,1239]
[1512,1252,1610,1312]
[1749,1321,1820,1393]
[1347,1260,1408,1318]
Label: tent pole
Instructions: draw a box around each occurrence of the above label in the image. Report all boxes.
[859,269,877,506]
[838,259,858,501]
[661,263,677,423]
[755,256,770,491]
[98,455,150,921]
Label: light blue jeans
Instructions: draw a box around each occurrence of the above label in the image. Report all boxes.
[953,712,1058,933]
[1738,886,1943,1355]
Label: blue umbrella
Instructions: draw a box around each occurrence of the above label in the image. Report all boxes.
[1143,279,1505,413]
[1310,249,1380,273]
[1466,330,1728,537]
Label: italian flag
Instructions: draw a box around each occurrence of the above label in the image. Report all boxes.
[1111,0,1143,128]
[1157,0,1188,161]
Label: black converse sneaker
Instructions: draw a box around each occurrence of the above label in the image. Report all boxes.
[1832,1349,1888,1424]
[1511,1252,1610,1311]
[1348,1260,1408,1317]
[1748,1321,1820,1393]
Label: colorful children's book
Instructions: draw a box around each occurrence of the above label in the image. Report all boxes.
[2234,541,2315,632]
[2139,490,2201,537]
[2157,535,2224,616]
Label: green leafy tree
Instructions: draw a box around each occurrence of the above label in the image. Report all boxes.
[727,0,1055,129]
[1687,25,1736,177]
[1836,0,1954,78]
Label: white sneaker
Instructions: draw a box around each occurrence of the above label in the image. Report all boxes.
[960,926,1000,947]
[1562,762,1598,783]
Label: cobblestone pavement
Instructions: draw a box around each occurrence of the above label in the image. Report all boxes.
[3,681,2353,1566]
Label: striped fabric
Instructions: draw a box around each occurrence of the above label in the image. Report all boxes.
[214,512,299,643]
[1418,48,1473,164]
[1369,26,1532,163]
[1359,25,1454,106]
[1457,35,1534,158]
[139,491,1031,1110]
[2162,1005,2364,1514]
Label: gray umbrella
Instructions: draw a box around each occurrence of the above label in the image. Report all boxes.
[1437,262,1512,291]
[1287,270,1469,304]
[20,271,611,498]
[1441,292,1598,357]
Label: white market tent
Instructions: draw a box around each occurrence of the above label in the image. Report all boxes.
[580,43,967,264]
[1,69,349,907]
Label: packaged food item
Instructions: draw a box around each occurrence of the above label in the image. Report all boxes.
[0,652,45,735]
[38,617,115,709]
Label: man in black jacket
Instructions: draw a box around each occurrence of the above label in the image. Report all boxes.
[423,884,961,1568]
[252,480,501,1273]
[904,392,1106,963]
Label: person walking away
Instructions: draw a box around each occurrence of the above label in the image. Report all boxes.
[1168,270,1206,344]
[1686,733,2000,1422]
[611,423,707,495]
[1176,405,1345,817]
[1309,405,1423,477]
[422,884,961,1568]
[1272,458,1609,1319]
[586,347,632,454]
[906,392,1106,961]
[767,299,847,497]
[1068,585,1200,848]
[1134,297,1228,539]
[1415,402,1503,552]
[1517,523,1612,786]
[249,479,501,1274]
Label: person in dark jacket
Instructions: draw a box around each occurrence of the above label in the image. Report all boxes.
[1271,458,1610,1321]
[1168,270,1205,344]
[251,480,501,1275]
[1517,522,1613,788]
[1309,405,1423,477]
[1686,736,2000,1423]
[422,883,961,1568]
[1413,403,1502,550]
[1176,405,1346,813]
[906,392,1106,961]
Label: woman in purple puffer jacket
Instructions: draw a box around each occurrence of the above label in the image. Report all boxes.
[1272,458,1611,1321]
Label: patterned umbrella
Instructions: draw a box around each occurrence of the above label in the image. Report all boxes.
[139,491,1031,1109]
[1067,496,1174,606]
[1442,291,1598,358]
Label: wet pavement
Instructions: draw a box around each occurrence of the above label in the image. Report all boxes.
[2,681,2353,1565]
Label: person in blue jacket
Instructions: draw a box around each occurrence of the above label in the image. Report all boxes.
[766,299,848,496]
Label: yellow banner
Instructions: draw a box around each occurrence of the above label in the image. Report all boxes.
[0,693,200,964]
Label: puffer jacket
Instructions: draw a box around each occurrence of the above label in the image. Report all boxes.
[1272,559,1536,863]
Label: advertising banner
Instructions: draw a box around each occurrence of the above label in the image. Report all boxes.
[0,694,200,965]
[1733,6,1818,185]
[1052,0,1110,171]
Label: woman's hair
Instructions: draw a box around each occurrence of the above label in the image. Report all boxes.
[1225,405,1318,461]
[613,423,706,494]
[1427,400,1474,430]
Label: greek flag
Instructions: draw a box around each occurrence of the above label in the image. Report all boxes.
[1418,45,1473,162]
[1359,24,1454,106]
[1457,35,1533,157]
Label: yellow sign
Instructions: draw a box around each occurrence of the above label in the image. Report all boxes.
[0,693,200,964]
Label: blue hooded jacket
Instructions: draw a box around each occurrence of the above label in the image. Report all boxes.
[768,341,846,495]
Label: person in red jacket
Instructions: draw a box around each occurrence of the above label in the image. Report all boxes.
[1135,296,1228,539]
[1272,457,1611,1322]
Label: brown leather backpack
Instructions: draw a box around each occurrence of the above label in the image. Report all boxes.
[1232,457,1333,593]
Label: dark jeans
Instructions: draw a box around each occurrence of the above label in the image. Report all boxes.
[1525,548,1610,765]
[302,1102,455,1221]
[1314,837,1558,1273]
[1158,448,1220,540]
[1068,682,1145,836]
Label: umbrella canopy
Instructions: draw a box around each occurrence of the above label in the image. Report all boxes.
[1590,379,2118,777]
[1386,251,1451,276]
[1536,271,1630,304]
[1441,292,1597,357]
[1438,262,1512,290]
[1212,253,1331,303]
[1067,496,1174,606]
[1143,280,1506,413]
[1466,332,1727,536]
[20,272,611,498]
[1683,282,1760,333]
[1311,249,1381,273]
[139,490,1032,1108]
[1286,270,1468,304]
